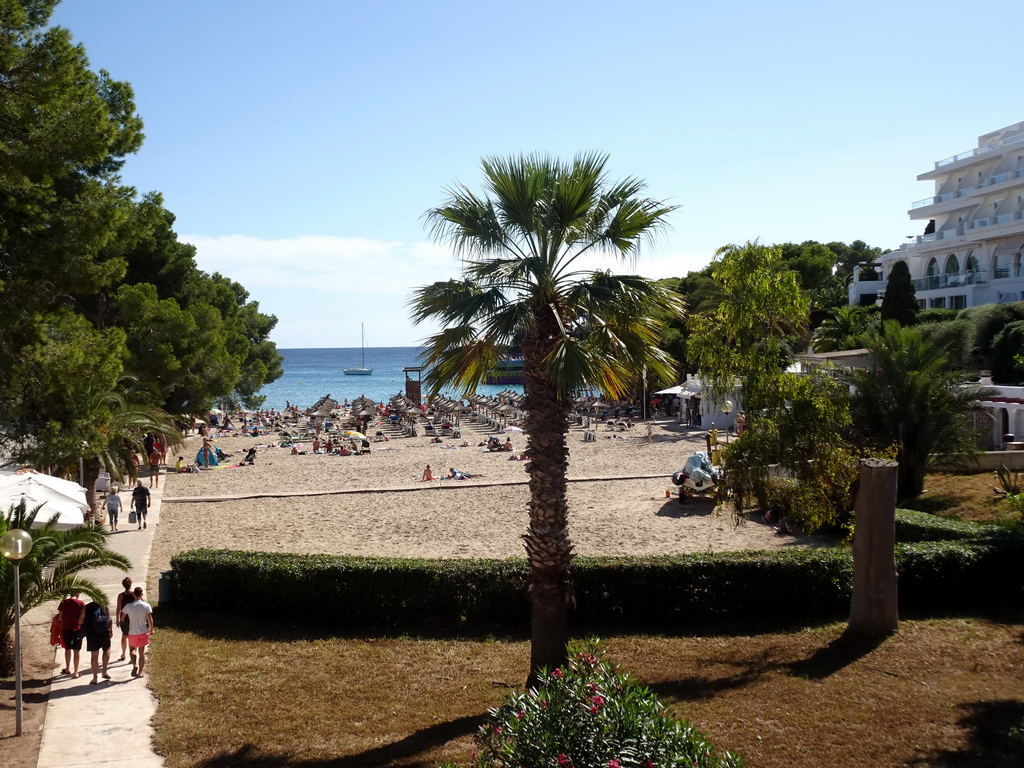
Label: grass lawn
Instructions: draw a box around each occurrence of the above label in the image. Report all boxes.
[147,472,1024,768]
[149,614,1024,768]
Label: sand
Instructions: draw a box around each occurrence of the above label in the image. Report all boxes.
[148,416,813,583]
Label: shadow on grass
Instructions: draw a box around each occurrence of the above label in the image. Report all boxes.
[787,630,887,680]
[193,713,483,768]
[902,493,962,516]
[909,699,1024,767]
[648,645,786,702]
[152,608,529,645]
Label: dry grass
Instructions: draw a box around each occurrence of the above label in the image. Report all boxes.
[148,613,1024,768]
[906,471,1015,524]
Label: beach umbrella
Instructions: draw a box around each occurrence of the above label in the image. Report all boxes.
[0,475,88,529]
[342,430,366,439]
[502,426,524,433]
[0,472,88,507]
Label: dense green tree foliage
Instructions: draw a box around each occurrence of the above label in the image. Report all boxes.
[880,260,919,326]
[412,153,683,680]
[688,242,808,413]
[0,0,281,467]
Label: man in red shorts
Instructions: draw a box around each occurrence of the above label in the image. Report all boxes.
[120,586,154,678]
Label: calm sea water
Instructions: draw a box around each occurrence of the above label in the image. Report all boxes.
[256,347,522,411]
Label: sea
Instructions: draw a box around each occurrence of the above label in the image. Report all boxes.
[256,347,522,411]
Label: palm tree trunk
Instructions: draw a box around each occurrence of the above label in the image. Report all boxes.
[522,324,574,684]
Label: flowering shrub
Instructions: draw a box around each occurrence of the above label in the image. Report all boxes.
[441,641,742,768]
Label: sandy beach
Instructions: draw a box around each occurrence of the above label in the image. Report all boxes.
[149,417,817,584]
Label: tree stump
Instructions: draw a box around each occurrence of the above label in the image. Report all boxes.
[848,458,899,637]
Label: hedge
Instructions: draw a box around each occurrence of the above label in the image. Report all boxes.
[169,512,1024,633]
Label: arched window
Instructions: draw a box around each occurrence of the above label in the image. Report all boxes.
[944,253,959,274]
[992,240,1023,279]
[965,251,980,284]
[926,257,940,289]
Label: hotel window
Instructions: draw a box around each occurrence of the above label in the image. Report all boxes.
[931,297,945,309]
[951,295,966,310]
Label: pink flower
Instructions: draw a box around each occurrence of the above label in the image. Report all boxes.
[589,705,599,714]
[644,760,655,768]
[557,754,570,766]
[591,695,606,707]
[541,700,548,710]
[552,668,563,678]
[608,760,621,768]
[516,710,524,719]
[494,726,502,734]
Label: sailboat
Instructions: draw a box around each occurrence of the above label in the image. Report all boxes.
[343,324,373,375]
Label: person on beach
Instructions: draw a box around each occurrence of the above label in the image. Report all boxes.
[448,468,483,480]
[120,586,154,678]
[131,480,150,529]
[422,464,435,481]
[105,487,122,531]
[646,422,654,444]
[116,578,136,663]
[58,591,85,678]
[83,599,112,684]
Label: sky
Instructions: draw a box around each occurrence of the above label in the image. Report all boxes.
[50,0,1022,348]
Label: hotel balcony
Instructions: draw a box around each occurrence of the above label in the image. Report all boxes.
[911,269,988,292]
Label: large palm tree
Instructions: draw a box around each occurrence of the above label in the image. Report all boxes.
[411,153,683,678]
[848,320,986,500]
[0,500,131,674]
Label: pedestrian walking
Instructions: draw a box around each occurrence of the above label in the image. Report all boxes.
[57,591,86,678]
[115,577,136,662]
[147,447,161,488]
[131,480,150,529]
[120,586,154,678]
[83,600,113,684]
[105,487,122,531]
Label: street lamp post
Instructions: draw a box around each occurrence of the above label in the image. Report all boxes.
[1,528,33,737]
[720,399,734,444]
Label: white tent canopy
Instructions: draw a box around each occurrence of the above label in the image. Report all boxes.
[0,473,88,529]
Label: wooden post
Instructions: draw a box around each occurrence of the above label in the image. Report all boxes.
[849,458,900,637]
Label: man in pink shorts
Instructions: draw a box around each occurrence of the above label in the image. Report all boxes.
[119,586,154,678]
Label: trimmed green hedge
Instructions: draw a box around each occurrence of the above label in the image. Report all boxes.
[170,509,1024,633]
[894,508,993,542]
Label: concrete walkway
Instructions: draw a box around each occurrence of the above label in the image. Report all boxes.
[34,478,166,768]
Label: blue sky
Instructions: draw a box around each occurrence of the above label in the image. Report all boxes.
[51,0,1021,347]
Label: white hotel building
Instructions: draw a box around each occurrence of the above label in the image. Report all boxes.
[849,120,1024,309]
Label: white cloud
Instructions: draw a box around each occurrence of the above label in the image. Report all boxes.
[179,234,716,348]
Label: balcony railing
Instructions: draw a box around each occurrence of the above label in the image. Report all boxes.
[912,270,988,292]
[935,132,1024,169]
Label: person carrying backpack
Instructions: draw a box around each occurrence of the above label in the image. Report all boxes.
[83,600,113,684]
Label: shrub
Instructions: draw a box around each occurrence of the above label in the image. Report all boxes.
[893,508,987,542]
[169,523,1024,635]
[439,640,743,768]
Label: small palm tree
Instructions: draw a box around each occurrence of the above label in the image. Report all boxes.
[411,153,683,679]
[0,500,131,674]
[848,320,986,500]
[811,305,876,353]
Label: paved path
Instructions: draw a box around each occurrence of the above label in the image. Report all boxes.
[34,478,166,768]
